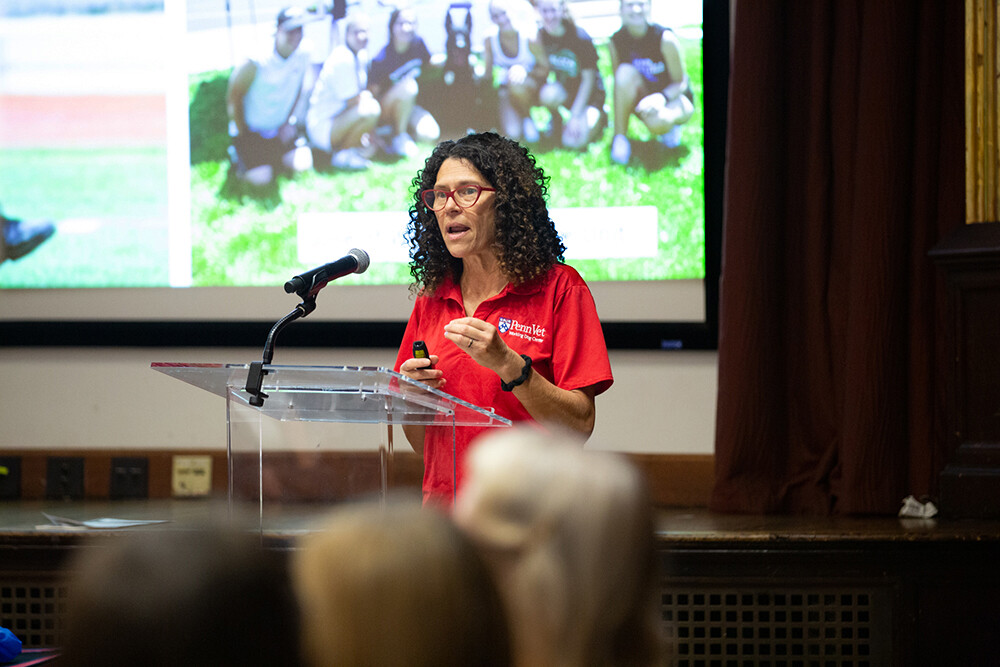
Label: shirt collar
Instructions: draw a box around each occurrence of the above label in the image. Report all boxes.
[433,268,550,304]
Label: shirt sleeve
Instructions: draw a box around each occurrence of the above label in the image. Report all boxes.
[550,277,613,395]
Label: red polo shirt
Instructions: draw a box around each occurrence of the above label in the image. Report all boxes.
[394,263,613,505]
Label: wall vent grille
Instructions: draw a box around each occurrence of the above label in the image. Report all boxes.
[0,579,68,649]
[662,585,892,667]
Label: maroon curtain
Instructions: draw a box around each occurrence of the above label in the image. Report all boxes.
[710,0,965,515]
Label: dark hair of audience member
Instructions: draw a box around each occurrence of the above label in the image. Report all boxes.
[61,525,301,667]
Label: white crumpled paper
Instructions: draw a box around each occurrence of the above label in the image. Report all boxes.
[898,495,938,519]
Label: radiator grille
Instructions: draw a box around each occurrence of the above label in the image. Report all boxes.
[1,571,896,659]
[663,586,892,667]
[0,579,68,648]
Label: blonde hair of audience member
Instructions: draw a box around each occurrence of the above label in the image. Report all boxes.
[454,429,664,667]
[293,500,511,667]
[62,525,301,667]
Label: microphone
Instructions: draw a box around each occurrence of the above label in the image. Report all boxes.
[284,248,370,295]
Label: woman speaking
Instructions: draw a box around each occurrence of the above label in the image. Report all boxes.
[394,132,613,505]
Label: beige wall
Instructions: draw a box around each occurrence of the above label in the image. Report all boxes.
[0,347,717,455]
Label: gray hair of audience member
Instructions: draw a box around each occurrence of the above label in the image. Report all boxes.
[454,428,664,667]
[292,500,512,667]
[62,524,301,667]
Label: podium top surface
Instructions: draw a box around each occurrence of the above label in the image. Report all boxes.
[152,362,512,427]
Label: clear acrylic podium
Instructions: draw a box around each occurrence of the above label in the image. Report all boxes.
[152,363,511,529]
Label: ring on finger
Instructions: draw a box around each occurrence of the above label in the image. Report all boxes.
[467,337,474,348]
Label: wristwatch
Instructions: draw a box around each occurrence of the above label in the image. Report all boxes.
[501,354,532,392]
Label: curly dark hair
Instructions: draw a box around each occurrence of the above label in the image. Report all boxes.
[405,132,566,294]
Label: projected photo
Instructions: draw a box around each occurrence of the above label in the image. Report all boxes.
[1,0,705,295]
[188,0,706,288]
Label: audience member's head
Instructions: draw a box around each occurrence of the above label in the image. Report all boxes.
[62,524,301,667]
[292,499,511,667]
[454,428,664,667]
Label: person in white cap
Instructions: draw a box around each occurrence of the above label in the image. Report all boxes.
[226,5,316,186]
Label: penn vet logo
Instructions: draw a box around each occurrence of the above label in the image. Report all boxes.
[496,315,547,343]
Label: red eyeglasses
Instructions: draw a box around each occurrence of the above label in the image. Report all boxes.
[420,184,496,211]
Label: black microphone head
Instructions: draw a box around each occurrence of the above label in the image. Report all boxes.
[349,248,370,274]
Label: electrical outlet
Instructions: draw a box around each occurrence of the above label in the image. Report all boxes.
[0,457,22,500]
[46,457,85,500]
[172,455,213,497]
[110,457,148,500]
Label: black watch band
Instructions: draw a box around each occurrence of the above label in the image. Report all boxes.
[501,354,532,392]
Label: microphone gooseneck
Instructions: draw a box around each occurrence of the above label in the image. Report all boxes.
[246,249,370,406]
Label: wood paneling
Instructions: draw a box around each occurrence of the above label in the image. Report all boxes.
[0,449,714,508]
